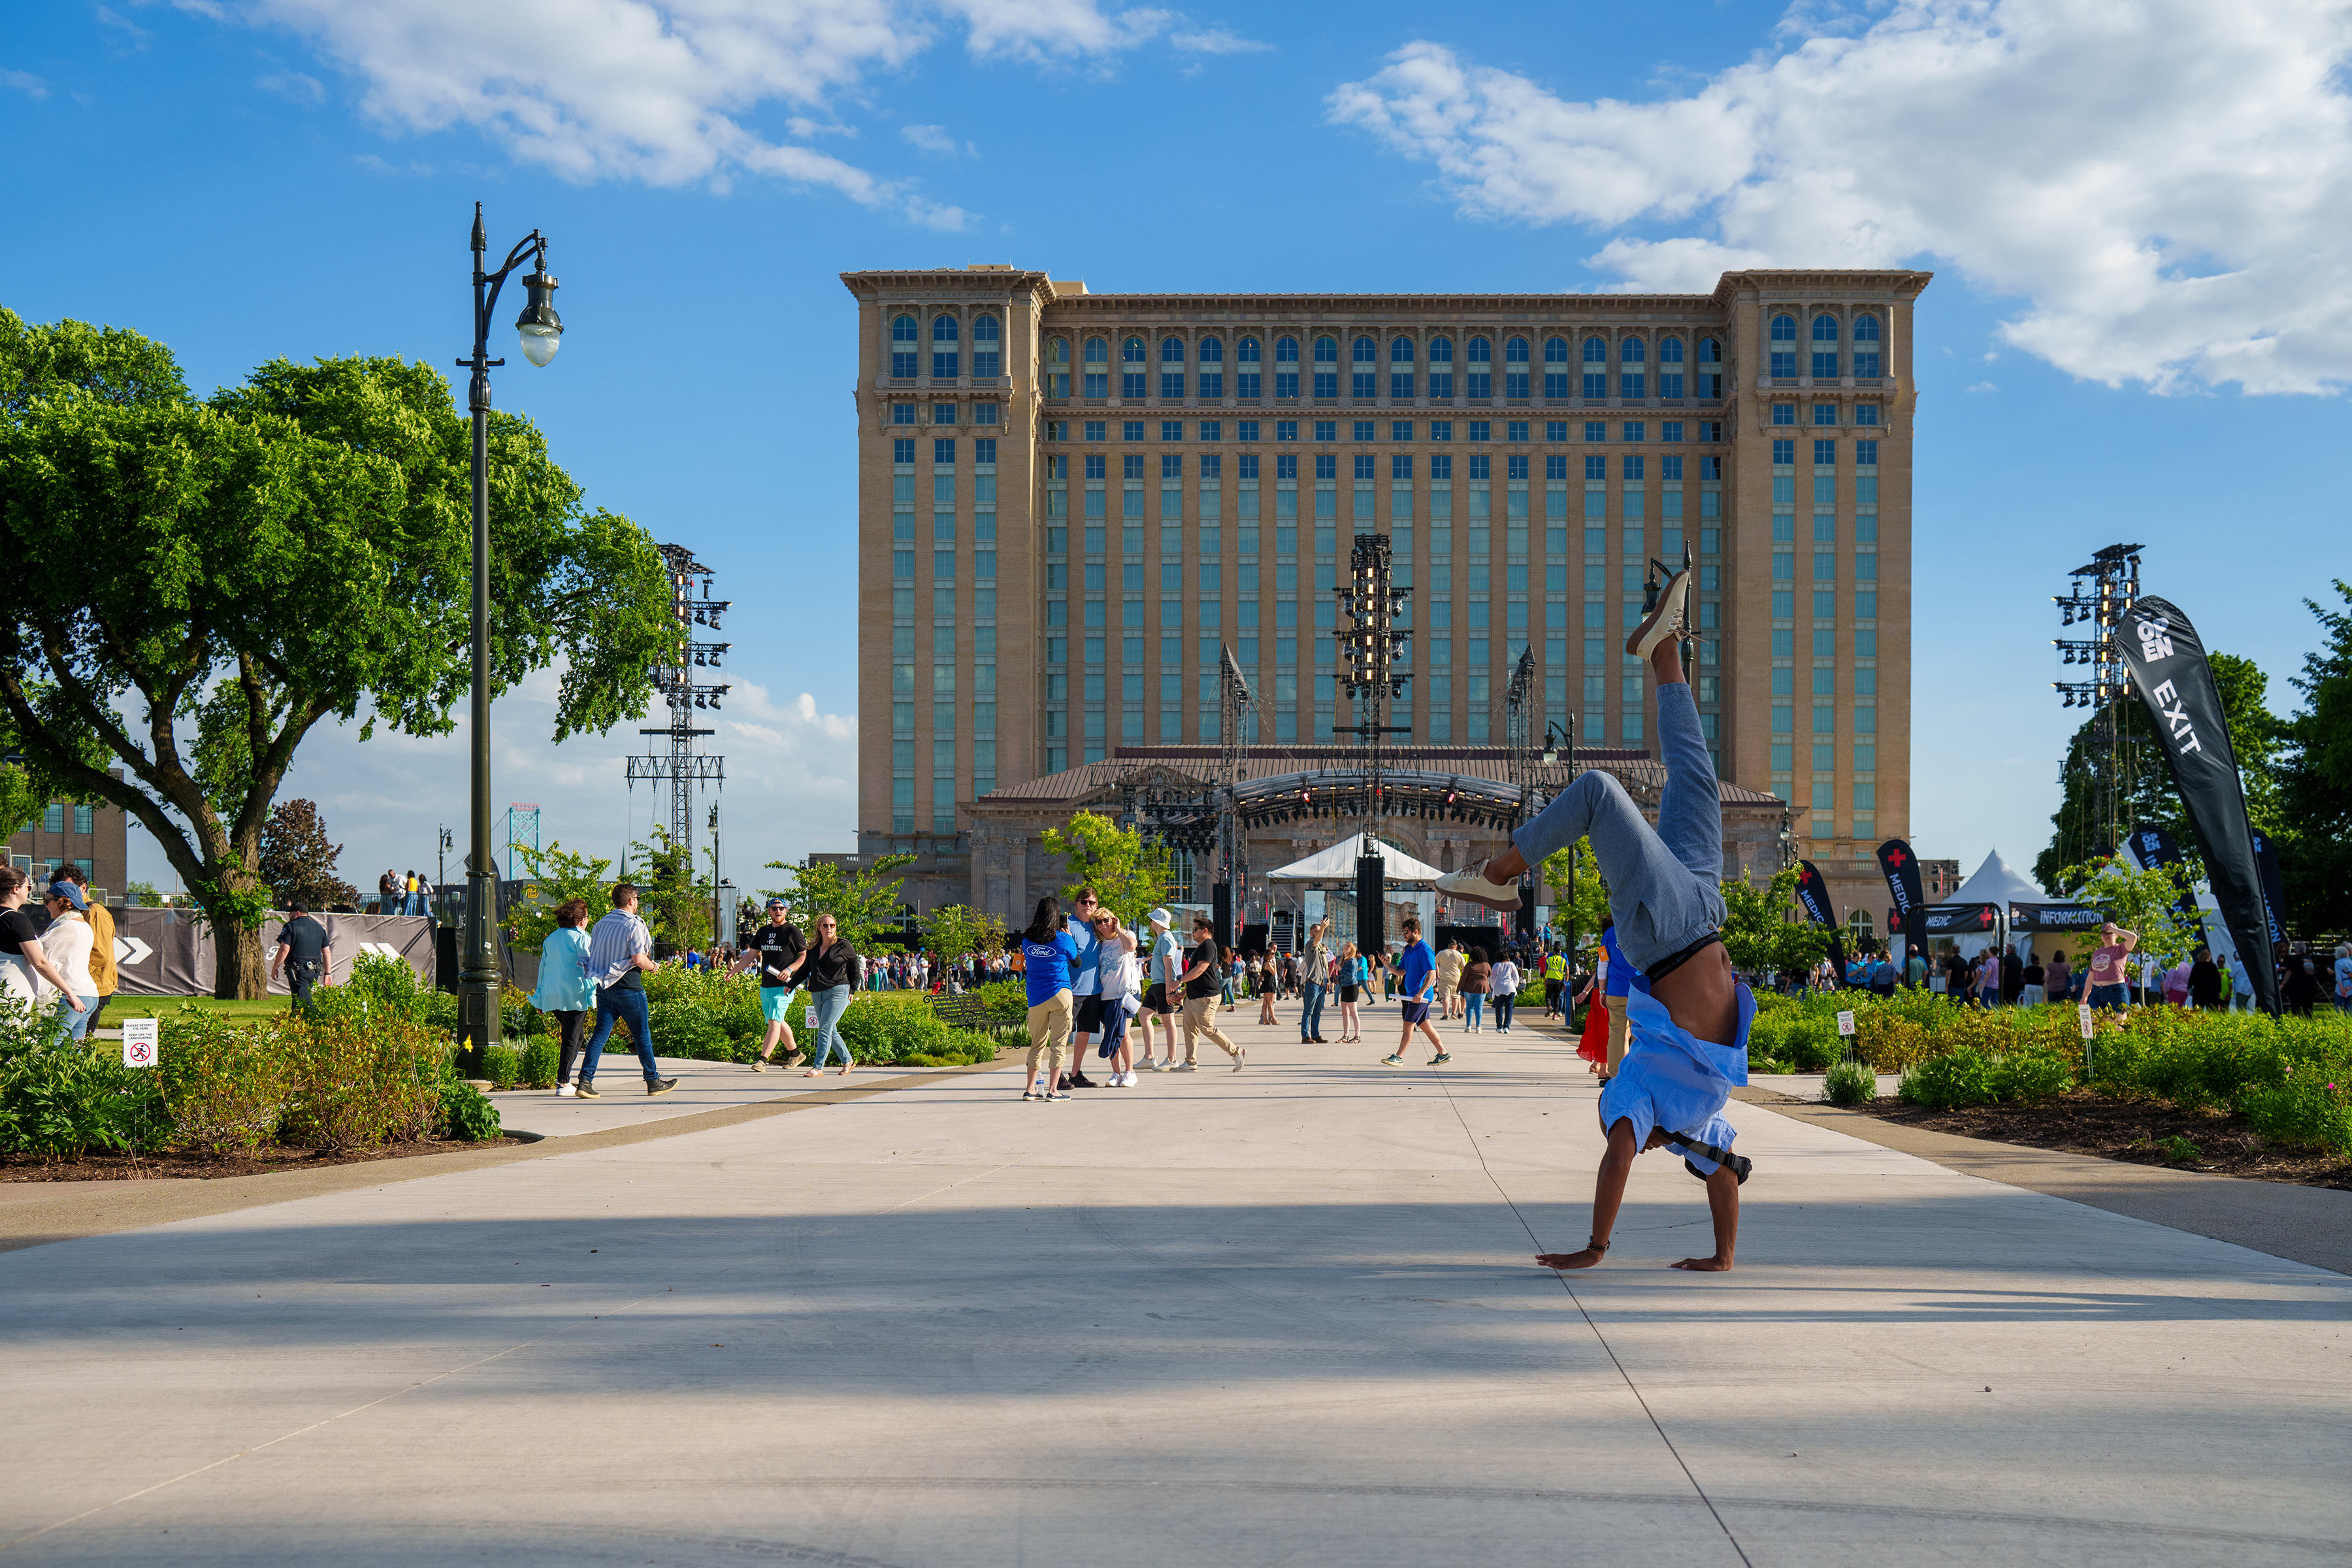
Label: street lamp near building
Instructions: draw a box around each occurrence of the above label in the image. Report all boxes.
[454,203,563,1070]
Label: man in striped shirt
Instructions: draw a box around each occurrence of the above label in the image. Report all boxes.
[578,883,677,1098]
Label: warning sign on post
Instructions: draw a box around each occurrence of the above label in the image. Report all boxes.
[1836,1009,1855,1037]
[122,1019,159,1068]
[2077,1003,2095,1041]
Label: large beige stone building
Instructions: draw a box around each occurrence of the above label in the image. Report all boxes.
[838,267,1929,936]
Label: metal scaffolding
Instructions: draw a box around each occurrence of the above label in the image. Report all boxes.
[627,543,730,872]
[2052,542,2145,857]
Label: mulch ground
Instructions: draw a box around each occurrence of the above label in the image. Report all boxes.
[0,1137,534,1183]
[1837,1089,2352,1191]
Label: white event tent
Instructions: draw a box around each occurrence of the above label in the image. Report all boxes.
[1263,831,1444,885]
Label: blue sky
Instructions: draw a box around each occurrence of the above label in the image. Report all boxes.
[4,0,2345,898]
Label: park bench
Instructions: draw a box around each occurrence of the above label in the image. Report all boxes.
[928,992,989,1032]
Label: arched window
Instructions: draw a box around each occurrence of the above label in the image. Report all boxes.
[1123,336,1147,362]
[1812,314,1840,342]
[1852,315,1882,378]
[1043,335,1069,399]
[1313,336,1339,399]
[1084,337,1108,363]
[1121,336,1147,399]
[889,314,919,378]
[1696,337,1723,399]
[1391,336,1414,363]
[1426,335,1454,399]
[1504,336,1529,364]
[1580,336,1607,399]
[1502,336,1530,398]
[1769,314,1798,379]
[1351,336,1378,397]
[1234,336,1261,399]
[1539,336,1570,399]
[971,313,1001,378]
[1273,336,1299,399]
[1465,336,1492,400]
[1810,314,1840,379]
[1428,336,1454,364]
[1081,336,1108,397]
[1158,336,1186,400]
[1698,337,1722,363]
[930,314,959,379]
[1543,337,1569,364]
[1197,335,1224,399]
[1161,336,1185,363]
[932,314,958,341]
[1313,336,1339,363]
[1238,336,1261,362]
[1656,336,1685,399]
[1353,336,1377,363]
[1388,336,1415,399]
[1275,336,1299,363]
[1618,336,1646,400]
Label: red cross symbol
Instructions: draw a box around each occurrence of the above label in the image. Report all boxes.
[1886,847,1909,866]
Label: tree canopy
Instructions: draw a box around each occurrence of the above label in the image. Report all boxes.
[257,798,359,909]
[762,854,913,954]
[1040,812,1172,923]
[0,309,674,995]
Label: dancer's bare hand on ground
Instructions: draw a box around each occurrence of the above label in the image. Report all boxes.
[1670,1254,1733,1272]
[1537,1249,1605,1270]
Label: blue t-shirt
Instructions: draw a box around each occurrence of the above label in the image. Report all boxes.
[1602,926,1632,998]
[1398,939,1435,1000]
[1021,931,1080,1007]
[1068,924,1102,997]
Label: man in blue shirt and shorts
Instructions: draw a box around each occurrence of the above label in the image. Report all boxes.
[1380,915,1448,1067]
[1437,568,1749,1272]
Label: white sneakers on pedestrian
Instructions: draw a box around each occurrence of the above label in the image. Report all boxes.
[1433,862,1522,913]
[556,1083,576,1098]
[1627,566,1693,659]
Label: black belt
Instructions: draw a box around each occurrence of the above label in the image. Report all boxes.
[1642,930,1723,985]
[1662,1130,1752,1184]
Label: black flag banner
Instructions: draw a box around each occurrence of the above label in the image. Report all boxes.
[2251,830,2289,954]
[2125,823,2201,919]
[2117,596,2280,1016]
[1793,860,1846,983]
[1875,839,1928,961]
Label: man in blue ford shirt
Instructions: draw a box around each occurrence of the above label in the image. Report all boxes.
[1380,915,1447,1067]
[1437,568,1748,1273]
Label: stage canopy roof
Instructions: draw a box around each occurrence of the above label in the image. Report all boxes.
[1264,831,1445,885]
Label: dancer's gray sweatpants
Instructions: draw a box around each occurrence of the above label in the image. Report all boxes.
[1509,681,1723,975]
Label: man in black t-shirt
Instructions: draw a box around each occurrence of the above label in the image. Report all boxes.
[1176,916,1243,1071]
[728,898,809,1069]
[271,902,333,1013]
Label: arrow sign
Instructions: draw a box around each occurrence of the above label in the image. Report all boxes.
[355,941,402,960]
[114,935,153,966]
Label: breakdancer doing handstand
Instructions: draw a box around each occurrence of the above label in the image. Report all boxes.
[1435,566,1753,1272]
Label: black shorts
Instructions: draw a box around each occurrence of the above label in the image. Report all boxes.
[1400,1000,1431,1024]
[1339,985,1360,1004]
[1074,995,1107,1033]
[1142,982,1176,1016]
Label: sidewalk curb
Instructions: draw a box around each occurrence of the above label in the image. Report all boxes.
[0,1054,1013,1256]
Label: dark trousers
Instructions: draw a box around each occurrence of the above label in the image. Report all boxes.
[552,1010,589,1084]
[1492,993,1516,1030]
[582,986,659,1083]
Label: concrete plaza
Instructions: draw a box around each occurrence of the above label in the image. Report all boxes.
[3,1007,2347,1565]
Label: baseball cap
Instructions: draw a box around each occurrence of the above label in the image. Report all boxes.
[47,881,86,911]
[766,896,787,909]
[1148,907,1171,928]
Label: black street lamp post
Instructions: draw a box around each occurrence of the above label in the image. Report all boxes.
[455,202,563,1070]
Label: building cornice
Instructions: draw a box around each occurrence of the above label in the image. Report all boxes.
[1712,269,1935,304]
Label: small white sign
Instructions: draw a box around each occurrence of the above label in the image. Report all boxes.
[1836,1009,1855,1037]
[2077,1003,2095,1041]
[122,1019,159,1068]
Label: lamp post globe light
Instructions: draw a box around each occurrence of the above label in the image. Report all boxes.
[454,202,563,1070]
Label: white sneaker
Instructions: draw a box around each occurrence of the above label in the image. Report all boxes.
[556,1083,576,1098]
[1433,861,1522,913]
[1174,1062,1199,1072]
[1627,566,1693,658]
[1143,1056,1166,1071]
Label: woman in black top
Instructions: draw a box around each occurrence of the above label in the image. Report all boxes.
[800,915,864,1076]
[0,866,80,1013]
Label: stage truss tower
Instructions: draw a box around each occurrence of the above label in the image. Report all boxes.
[627,543,730,874]
[2052,542,2144,857]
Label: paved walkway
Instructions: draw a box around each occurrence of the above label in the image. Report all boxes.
[493,1053,971,1138]
[3,1007,2347,1566]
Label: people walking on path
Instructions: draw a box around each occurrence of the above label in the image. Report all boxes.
[1460,947,1490,1032]
[799,914,862,1077]
[1543,947,1567,1019]
[1380,916,1446,1067]
[1435,939,1465,1021]
[1179,916,1245,1071]
[532,898,595,1093]
[39,880,101,1040]
[1018,896,1077,1100]
[1256,951,1279,1026]
[729,898,808,1070]
[1137,907,1183,1071]
[1333,941,1364,1043]
[1433,568,1747,1273]
[269,901,333,1017]
[1298,918,1331,1043]
[1490,953,1522,1034]
[580,884,677,1099]
[1573,943,1612,1077]
[51,864,116,1032]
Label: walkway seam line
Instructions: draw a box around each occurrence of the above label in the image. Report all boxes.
[1430,1064,1756,1568]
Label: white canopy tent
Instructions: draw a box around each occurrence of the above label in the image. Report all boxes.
[1264,831,1444,885]
[1948,849,2045,908]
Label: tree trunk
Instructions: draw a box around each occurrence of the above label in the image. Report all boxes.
[214,922,269,1002]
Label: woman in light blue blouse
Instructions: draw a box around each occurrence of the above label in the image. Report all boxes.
[531,898,596,1096]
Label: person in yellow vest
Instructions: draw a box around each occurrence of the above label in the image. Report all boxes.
[56,865,116,1031]
[1543,948,1568,1019]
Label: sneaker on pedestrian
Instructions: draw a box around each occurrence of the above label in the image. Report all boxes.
[646,1077,678,1096]
[1232,1047,1247,1072]
[1432,861,1522,914]
[1021,1089,1041,1101]
[556,1083,576,1098]
[1431,1053,1454,1065]
[574,1081,601,1099]
[1626,564,1693,659]
[1380,1053,1404,1066]
[1070,1071,1098,1088]
[1048,1090,1071,1101]
[1173,1062,1198,1073]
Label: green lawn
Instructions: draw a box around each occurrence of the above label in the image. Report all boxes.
[112,995,292,1021]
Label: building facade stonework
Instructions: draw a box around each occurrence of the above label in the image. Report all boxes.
[839,267,1928,928]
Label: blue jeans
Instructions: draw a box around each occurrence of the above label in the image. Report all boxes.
[1511,681,1723,974]
[2087,983,2129,1012]
[582,985,659,1083]
[1465,993,1485,1027]
[1299,981,1326,1039]
[57,993,98,1041]
[808,985,854,1067]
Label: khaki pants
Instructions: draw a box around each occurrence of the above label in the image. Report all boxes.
[1607,1003,1631,1074]
[1181,994,1240,1063]
[1434,981,1458,1017]
[1027,988,1073,1089]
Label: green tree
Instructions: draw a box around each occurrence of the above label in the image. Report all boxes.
[625,826,712,952]
[2035,650,2285,892]
[1539,838,1610,953]
[924,903,1007,966]
[0,312,673,997]
[1718,864,1830,977]
[762,853,914,954]
[2278,580,2352,934]
[257,798,359,909]
[124,880,160,907]
[1039,811,1171,921]
[504,839,615,952]
[2051,855,2206,970]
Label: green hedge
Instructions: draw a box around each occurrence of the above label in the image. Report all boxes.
[572,972,1009,1068]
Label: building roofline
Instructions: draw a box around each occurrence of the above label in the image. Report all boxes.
[841,268,1932,312]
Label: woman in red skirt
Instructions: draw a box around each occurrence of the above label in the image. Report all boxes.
[1573,942,1612,1077]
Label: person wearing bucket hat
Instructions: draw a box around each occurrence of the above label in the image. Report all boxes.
[40,880,101,1040]
[1136,907,1183,1071]
[730,897,809,1070]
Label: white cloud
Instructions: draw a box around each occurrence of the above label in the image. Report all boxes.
[1,68,48,99]
[1965,380,1998,393]
[1330,3,2352,395]
[900,122,960,154]
[255,69,324,102]
[189,0,1200,225]
[1170,26,1269,54]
